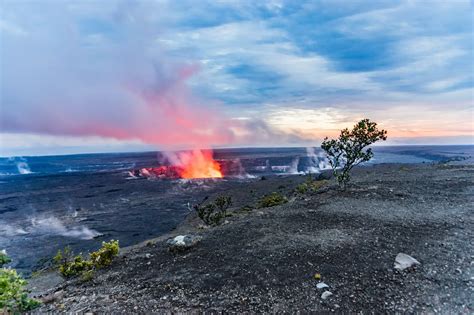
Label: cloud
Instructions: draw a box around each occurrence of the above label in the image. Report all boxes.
[1,1,241,145]
[0,1,314,153]
[0,1,245,149]
[0,0,472,156]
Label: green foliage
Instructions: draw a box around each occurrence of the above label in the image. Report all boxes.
[56,254,92,278]
[321,119,387,189]
[0,262,41,313]
[214,196,232,213]
[296,178,328,194]
[54,240,119,279]
[90,240,120,268]
[258,192,288,208]
[0,251,11,268]
[80,270,95,282]
[194,196,232,226]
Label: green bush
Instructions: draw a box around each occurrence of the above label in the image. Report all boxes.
[0,251,11,268]
[295,178,328,194]
[90,240,119,268]
[54,246,92,278]
[54,240,119,279]
[0,254,41,313]
[258,192,288,208]
[194,196,232,226]
[80,270,95,282]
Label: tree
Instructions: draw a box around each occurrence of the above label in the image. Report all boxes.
[194,196,232,226]
[321,119,387,189]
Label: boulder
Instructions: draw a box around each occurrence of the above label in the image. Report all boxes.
[166,235,202,253]
[394,253,420,271]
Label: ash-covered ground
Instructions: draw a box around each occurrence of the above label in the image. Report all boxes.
[4,145,470,274]
[30,162,474,313]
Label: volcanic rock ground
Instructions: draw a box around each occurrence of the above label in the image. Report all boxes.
[30,162,474,313]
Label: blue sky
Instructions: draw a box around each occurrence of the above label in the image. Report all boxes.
[0,0,473,156]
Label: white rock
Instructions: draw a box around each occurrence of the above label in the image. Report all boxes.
[173,235,186,246]
[316,282,329,289]
[166,235,202,252]
[321,291,333,299]
[394,253,420,270]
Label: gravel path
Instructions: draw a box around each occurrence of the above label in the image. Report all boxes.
[31,163,474,313]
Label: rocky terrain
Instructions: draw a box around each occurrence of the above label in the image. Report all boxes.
[30,162,474,313]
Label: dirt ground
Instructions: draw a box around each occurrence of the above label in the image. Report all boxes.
[31,162,474,313]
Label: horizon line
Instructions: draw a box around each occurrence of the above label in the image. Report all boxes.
[2,143,474,159]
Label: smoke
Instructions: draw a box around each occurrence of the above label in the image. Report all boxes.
[1,157,33,175]
[16,162,31,174]
[0,2,243,149]
[0,215,101,241]
[16,158,32,174]
[306,147,331,173]
[30,216,102,240]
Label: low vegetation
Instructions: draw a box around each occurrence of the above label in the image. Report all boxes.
[0,252,41,313]
[258,192,288,208]
[194,196,232,226]
[0,251,11,267]
[322,118,387,189]
[295,177,328,194]
[54,240,119,280]
[89,240,120,268]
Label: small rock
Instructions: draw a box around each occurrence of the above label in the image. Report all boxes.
[40,290,65,304]
[321,291,333,299]
[394,253,420,271]
[145,253,152,259]
[316,282,329,289]
[166,235,202,253]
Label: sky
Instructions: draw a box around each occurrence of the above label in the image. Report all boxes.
[0,0,473,156]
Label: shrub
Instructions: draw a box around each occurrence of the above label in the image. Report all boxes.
[54,240,119,279]
[296,178,327,194]
[321,119,387,189]
[0,254,41,313]
[90,240,120,268]
[0,250,11,268]
[258,192,288,208]
[80,270,95,282]
[214,196,232,215]
[194,196,232,226]
[54,246,92,278]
